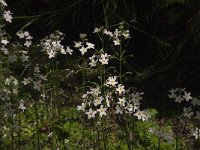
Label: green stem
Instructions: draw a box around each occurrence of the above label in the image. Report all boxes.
[176,104,179,150]
[11,115,14,150]
[0,44,2,150]
[97,126,100,150]
[102,0,108,28]
[18,111,21,150]
[51,58,57,148]
[176,120,178,150]
[55,60,61,120]
[158,123,161,150]
[54,60,64,146]
[34,100,40,150]
[92,119,96,150]
[82,56,86,150]
[119,44,122,84]
[102,119,107,150]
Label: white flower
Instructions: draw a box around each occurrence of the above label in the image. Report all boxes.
[193,127,200,139]
[103,29,113,37]
[37,74,47,81]
[21,54,29,62]
[183,107,193,119]
[79,46,87,55]
[22,77,32,85]
[134,110,150,121]
[48,50,56,58]
[80,33,87,39]
[48,132,53,137]
[89,58,97,67]
[40,31,65,58]
[99,53,110,65]
[125,103,133,113]
[174,95,184,103]
[5,77,11,85]
[89,55,98,67]
[118,97,126,107]
[24,40,32,47]
[33,80,42,91]
[74,41,82,48]
[133,100,140,112]
[115,105,123,114]
[34,65,40,74]
[1,39,9,45]
[60,48,66,54]
[20,50,28,54]
[90,87,101,96]
[106,95,110,107]
[0,0,7,6]
[26,35,33,40]
[122,30,130,39]
[191,97,200,106]
[168,88,178,98]
[85,108,97,119]
[77,103,86,111]
[130,92,143,102]
[8,54,17,62]
[82,93,88,99]
[93,96,103,106]
[97,105,107,117]
[13,78,18,86]
[106,76,118,87]
[24,31,30,37]
[113,39,120,45]
[183,91,192,101]
[64,139,69,144]
[1,46,9,54]
[18,100,26,112]
[116,84,125,95]
[86,42,95,49]
[66,46,73,55]
[114,29,120,38]
[93,27,101,33]
[16,31,26,39]
[3,10,13,23]
[128,92,142,112]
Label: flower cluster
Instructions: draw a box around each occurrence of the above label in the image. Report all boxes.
[40,31,73,58]
[0,76,19,120]
[182,96,200,120]
[73,34,95,56]
[168,88,200,120]
[16,30,33,47]
[169,88,200,141]
[1,24,10,56]
[0,0,12,23]
[77,76,150,121]
[93,24,130,46]
[148,127,174,143]
[88,52,111,67]
[192,127,200,139]
[18,99,26,112]
[2,10,12,23]
[4,76,19,95]
[168,88,192,103]
[22,64,47,91]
